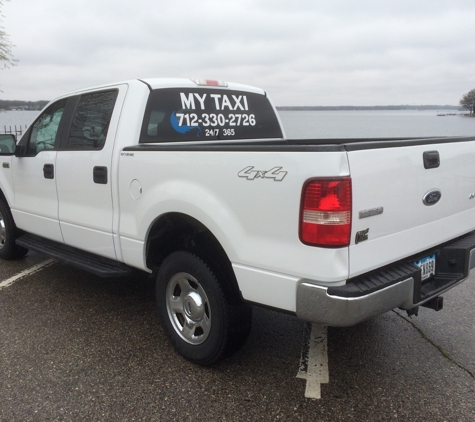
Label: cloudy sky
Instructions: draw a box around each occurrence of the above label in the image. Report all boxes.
[1,0,475,106]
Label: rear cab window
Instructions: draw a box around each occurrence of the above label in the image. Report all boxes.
[139,88,283,143]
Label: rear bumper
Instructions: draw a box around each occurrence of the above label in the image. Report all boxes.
[296,231,475,327]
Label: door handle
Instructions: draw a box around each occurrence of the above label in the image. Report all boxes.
[423,151,440,169]
[93,166,108,184]
[43,164,54,179]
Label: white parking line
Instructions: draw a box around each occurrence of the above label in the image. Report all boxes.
[297,323,329,399]
[0,259,56,290]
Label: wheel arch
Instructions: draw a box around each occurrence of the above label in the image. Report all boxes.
[145,212,243,300]
[0,189,28,259]
[0,188,17,229]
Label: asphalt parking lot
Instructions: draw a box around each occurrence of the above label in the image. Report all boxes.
[1,252,474,421]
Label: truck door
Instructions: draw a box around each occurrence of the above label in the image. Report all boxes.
[55,86,127,260]
[10,98,71,243]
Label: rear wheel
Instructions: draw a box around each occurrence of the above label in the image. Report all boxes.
[0,199,28,260]
[156,250,251,366]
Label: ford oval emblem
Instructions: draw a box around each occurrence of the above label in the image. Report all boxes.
[423,189,441,206]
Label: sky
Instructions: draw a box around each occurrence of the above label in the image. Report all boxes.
[1,0,475,106]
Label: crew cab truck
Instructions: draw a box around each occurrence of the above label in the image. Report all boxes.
[1,78,475,365]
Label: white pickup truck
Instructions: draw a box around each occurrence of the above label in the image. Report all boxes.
[1,78,474,365]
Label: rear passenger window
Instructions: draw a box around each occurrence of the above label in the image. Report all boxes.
[67,90,118,150]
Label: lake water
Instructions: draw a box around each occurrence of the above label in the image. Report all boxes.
[1,109,474,139]
[0,110,39,136]
[278,110,475,139]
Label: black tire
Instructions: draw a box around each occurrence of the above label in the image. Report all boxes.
[156,250,252,366]
[0,198,28,260]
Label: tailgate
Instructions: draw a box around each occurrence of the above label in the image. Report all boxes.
[347,138,475,278]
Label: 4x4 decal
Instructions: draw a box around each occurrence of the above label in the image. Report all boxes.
[238,166,287,181]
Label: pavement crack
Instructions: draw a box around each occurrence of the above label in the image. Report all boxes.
[393,310,475,380]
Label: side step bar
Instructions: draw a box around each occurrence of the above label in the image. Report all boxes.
[16,234,133,278]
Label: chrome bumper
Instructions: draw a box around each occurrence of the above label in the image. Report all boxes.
[296,278,415,327]
[296,230,475,327]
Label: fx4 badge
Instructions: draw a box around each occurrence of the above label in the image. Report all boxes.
[238,166,287,181]
[355,228,369,244]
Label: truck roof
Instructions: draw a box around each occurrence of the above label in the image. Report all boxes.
[141,78,266,95]
[64,78,267,98]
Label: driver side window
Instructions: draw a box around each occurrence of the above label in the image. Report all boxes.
[28,99,67,155]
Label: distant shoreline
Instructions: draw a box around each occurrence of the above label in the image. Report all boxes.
[1,104,467,113]
[277,105,461,111]
[0,100,48,111]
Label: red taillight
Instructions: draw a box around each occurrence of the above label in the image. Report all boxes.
[299,177,352,247]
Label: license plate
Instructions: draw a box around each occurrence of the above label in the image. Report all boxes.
[414,254,436,281]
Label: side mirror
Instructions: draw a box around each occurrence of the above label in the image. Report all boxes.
[14,144,26,157]
[0,134,16,154]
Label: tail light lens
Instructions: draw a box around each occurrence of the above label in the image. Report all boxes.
[299,177,352,247]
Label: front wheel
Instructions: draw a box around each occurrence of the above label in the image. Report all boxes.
[0,198,28,260]
[156,251,252,366]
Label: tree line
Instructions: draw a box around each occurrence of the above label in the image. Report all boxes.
[0,99,48,110]
[460,89,475,116]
